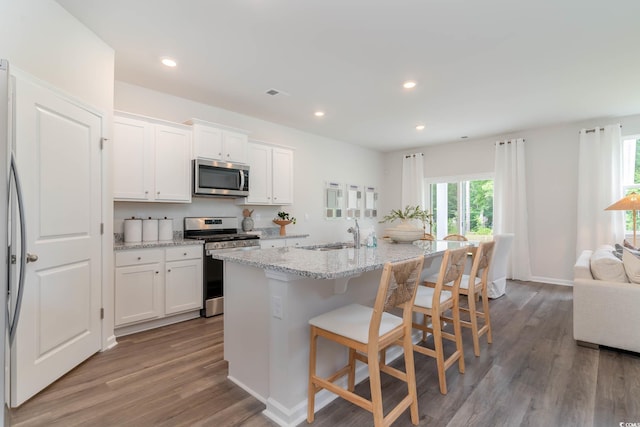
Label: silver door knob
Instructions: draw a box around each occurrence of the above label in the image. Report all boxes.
[26,253,38,263]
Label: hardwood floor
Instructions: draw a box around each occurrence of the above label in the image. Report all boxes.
[10,281,640,426]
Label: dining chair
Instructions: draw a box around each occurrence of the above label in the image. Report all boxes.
[423,233,435,241]
[307,256,425,426]
[443,234,468,241]
[411,246,468,395]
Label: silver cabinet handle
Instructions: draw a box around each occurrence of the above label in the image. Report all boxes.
[26,253,38,263]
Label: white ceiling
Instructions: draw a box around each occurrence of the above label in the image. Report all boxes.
[55,0,640,152]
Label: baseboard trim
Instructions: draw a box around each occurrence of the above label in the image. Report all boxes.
[114,310,201,337]
[529,276,573,287]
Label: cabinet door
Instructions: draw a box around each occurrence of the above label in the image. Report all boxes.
[246,143,272,204]
[193,124,223,160]
[222,131,248,163]
[113,116,153,200]
[115,263,163,326]
[285,238,306,247]
[272,147,294,205]
[165,258,203,315]
[155,124,192,202]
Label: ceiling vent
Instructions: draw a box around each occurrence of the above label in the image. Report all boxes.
[265,88,290,97]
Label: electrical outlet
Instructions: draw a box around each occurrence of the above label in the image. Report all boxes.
[271,296,283,319]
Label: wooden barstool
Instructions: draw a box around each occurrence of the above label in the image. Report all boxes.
[443,234,468,241]
[307,256,425,427]
[411,247,468,395]
[449,241,496,356]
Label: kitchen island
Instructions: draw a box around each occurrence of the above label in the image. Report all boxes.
[212,240,468,427]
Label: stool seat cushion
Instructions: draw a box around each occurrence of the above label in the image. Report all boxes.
[414,286,452,309]
[309,303,403,344]
[460,274,482,290]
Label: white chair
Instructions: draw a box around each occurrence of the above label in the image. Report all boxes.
[307,256,425,427]
[487,234,514,298]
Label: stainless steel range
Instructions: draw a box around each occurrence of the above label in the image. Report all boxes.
[184,217,260,317]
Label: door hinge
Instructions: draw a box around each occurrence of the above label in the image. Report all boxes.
[100,223,104,235]
[100,137,108,150]
[100,308,104,319]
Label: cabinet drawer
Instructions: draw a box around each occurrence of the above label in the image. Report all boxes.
[115,249,163,267]
[166,245,202,262]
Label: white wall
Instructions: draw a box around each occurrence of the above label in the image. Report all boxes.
[114,81,385,244]
[0,0,116,350]
[383,114,640,285]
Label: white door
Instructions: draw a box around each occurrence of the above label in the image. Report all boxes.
[11,76,103,407]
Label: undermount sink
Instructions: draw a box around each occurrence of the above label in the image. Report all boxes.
[301,242,355,251]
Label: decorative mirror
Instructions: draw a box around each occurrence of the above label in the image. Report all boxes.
[346,184,362,219]
[325,182,344,219]
[364,186,378,218]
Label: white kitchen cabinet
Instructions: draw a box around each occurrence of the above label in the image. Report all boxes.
[259,237,306,249]
[114,245,203,330]
[165,247,203,315]
[187,119,249,163]
[114,249,164,326]
[113,112,191,203]
[245,141,294,205]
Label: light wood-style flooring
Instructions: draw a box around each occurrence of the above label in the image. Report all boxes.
[10,280,640,426]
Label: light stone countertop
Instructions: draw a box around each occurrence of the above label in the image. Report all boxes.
[114,239,204,251]
[259,233,310,241]
[210,239,469,279]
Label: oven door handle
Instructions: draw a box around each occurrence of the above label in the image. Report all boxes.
[207,245,261,256]
[239,169,245,191]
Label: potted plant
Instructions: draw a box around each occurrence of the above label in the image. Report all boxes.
[379,205,433,242]
[273,211,296,236]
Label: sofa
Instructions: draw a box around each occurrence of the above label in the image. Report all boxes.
[573,247,640,353]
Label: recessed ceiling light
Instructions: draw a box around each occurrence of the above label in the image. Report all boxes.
[314,111,325,117]
[161,57,177,67]
[416,125,425,131]
[403,81,417,89]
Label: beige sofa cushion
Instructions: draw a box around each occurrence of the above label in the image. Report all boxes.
[622,248,640,284]
[590,245,628,282]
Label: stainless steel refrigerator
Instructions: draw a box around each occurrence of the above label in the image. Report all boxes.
[1,58,27,427]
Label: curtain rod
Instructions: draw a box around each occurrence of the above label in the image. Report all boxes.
[496,139,526,145]
[404,153,424,158]
[581,124,622,134]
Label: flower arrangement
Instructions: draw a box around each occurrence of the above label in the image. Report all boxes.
[379,205,432,228]
[275,211,296,224]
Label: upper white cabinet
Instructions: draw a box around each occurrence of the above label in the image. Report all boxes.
[245,141,294,205]
[186,119,249,164]
[113,112,192,203]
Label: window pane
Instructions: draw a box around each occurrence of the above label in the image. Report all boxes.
[467,180,494,240]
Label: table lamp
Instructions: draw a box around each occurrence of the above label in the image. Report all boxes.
[605,193,640,247]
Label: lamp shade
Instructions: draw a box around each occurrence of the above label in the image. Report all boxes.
[605,193,640,211]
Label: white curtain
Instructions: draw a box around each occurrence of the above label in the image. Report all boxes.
[402,153,424,208]
[576,124,623,255]
[494,138,532,281]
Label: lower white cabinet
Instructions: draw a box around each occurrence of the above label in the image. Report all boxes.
[115,245,202,329]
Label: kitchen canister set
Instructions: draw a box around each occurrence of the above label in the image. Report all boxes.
[124,217,173,243]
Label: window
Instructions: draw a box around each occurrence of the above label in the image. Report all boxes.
[622,135,640,235]
[424,174,494,241]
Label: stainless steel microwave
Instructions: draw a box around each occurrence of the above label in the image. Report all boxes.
[193,158,250,197]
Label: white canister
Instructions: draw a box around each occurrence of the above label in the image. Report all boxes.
[142,218,159,242]
[158,217,173,241]
[124,218,142,243]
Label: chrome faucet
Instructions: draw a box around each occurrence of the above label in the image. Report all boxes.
[347,219,361,249]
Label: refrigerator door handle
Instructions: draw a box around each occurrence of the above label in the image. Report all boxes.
[9,152,26,344]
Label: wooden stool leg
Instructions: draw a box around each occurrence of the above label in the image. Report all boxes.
[468,292,481,357]
[368,349,384,427]
[452,303,465,374]
[348,348,356,392]
[403,327,419,425]
[432,313,448,395]
[308,328,318,423]
[482,289,493,344]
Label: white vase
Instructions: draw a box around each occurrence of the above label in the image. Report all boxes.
[387,219,423,243]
